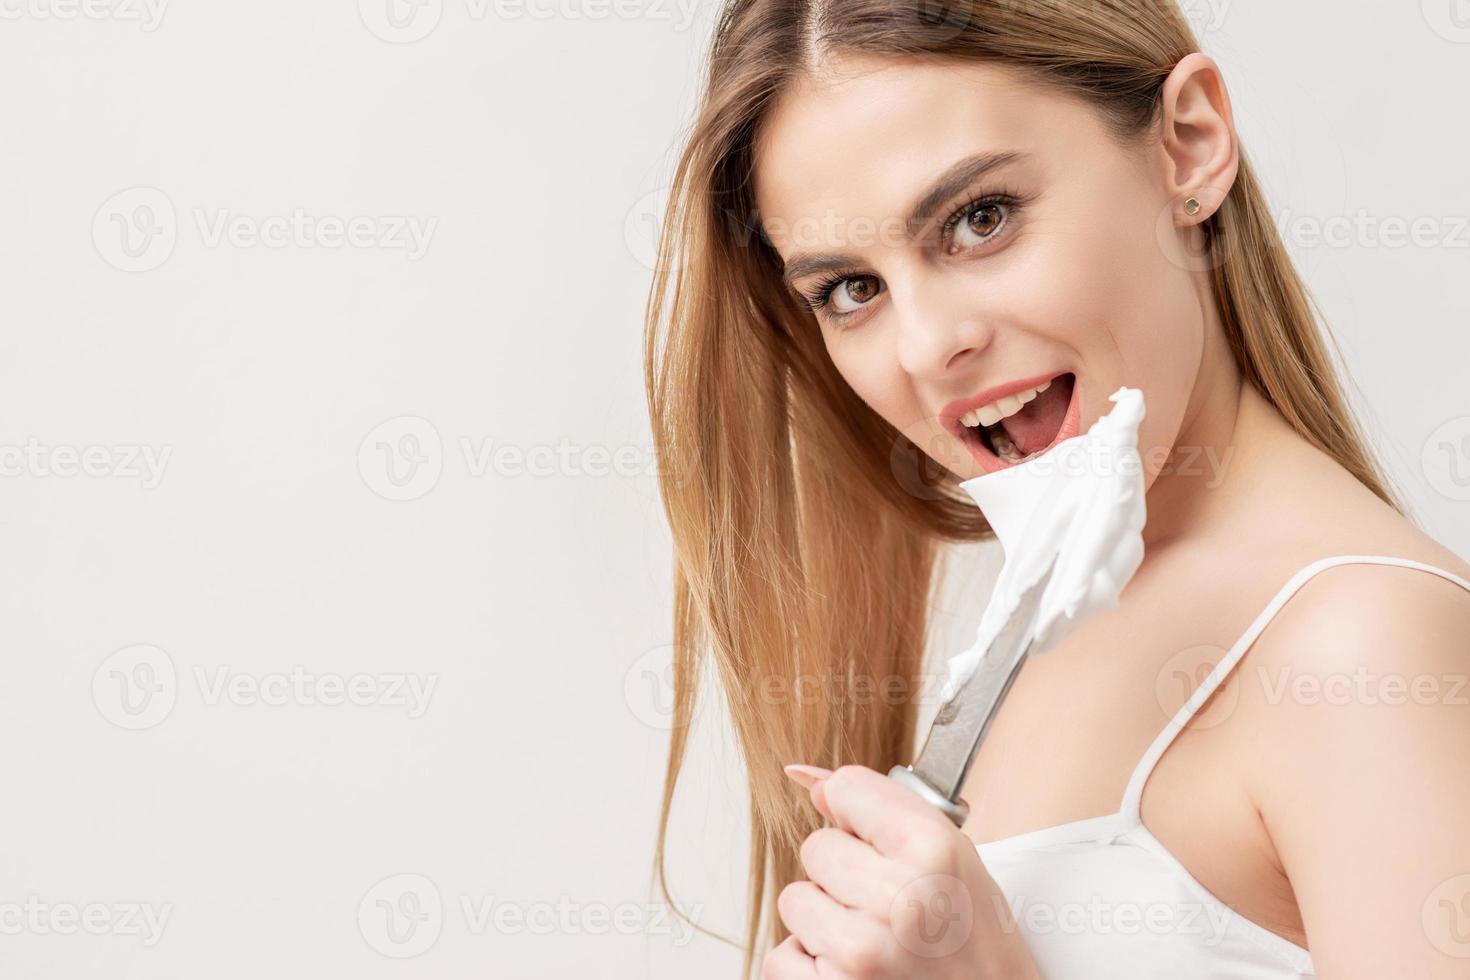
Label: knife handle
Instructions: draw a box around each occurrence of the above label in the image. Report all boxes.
[887,764,970,828]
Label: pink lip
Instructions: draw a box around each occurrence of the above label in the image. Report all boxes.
[940,370,1082,476]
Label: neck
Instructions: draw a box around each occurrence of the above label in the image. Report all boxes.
[1139,333,1281,554]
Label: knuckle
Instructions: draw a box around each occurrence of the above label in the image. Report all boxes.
[764,936,806,979]
[826,764,865,796]
[776,880,807,919]
[839,928,890,977]
[798,827,835,869]
[907,831,956,870]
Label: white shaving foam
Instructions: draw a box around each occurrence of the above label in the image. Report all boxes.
[937,386,1148,702]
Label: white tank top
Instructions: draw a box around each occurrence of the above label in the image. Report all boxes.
[976,554,1470,979]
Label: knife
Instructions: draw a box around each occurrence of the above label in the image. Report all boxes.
[888,555,1059,828]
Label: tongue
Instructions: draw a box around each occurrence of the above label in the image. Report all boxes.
[999,374,1073,456]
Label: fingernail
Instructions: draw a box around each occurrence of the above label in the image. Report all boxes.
[783,764,833,790]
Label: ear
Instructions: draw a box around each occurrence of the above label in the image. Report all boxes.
[1156,52,1240,226]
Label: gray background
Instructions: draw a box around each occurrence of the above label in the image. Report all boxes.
[0,1,1466,977]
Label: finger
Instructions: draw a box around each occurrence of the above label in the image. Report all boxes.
[776,880,880,962]
[762,934,818,979]
[799,827,902,912]
[783,764,832,790]
[814,765,955,857]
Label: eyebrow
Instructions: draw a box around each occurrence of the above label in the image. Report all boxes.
[775,150,1028,288]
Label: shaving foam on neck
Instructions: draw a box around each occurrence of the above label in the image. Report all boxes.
[937,386,1148,703]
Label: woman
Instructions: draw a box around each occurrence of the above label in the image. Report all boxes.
[642,1,1470,976]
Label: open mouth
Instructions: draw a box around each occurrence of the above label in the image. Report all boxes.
[953,371,1080,474]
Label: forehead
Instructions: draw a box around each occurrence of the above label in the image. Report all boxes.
[753,55,1087,244]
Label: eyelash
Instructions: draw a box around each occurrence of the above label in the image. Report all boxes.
[797,188,1027,327]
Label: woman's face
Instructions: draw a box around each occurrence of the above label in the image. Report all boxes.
[753,54,1208,484]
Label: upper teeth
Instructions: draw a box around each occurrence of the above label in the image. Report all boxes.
[961,379,1052,429]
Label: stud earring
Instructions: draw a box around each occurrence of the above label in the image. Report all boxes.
[1184,197,1202,216]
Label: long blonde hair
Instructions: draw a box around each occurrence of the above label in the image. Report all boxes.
[641,1,1404,975]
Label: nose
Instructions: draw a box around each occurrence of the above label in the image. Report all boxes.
[891,269,995,382]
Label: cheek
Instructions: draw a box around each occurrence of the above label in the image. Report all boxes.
[830,345,913,428]
[1044,189,1205,464]
[828,344,950,454]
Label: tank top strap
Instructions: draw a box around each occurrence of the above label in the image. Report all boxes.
[1119,553,1470,822]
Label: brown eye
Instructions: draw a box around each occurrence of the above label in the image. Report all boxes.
[829,274,881,313]
[954,202,1006,248]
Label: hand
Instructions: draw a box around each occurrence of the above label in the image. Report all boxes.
[765,764,1040,980]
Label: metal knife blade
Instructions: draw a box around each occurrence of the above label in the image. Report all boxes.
[888,556,1058,827]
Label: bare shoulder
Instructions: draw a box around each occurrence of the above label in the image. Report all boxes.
[1247,544,1470,681]
[1208,481,1470,759]
[1229,528,1470,976]
[1231,451,1470,672]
